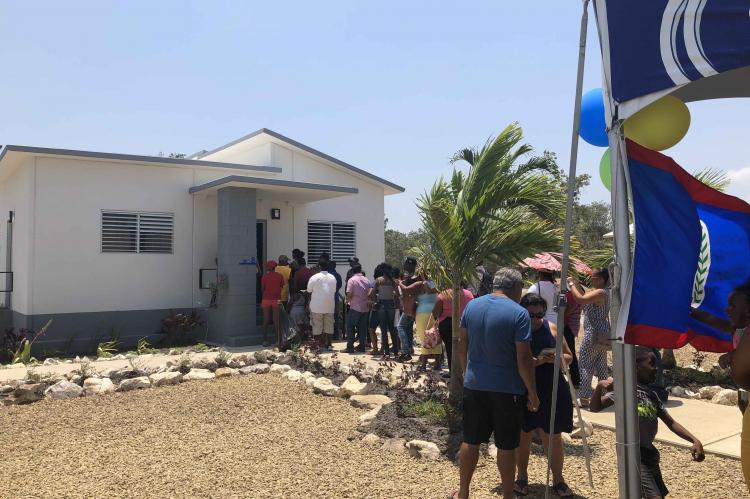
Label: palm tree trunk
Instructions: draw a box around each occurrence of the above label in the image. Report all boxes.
[449,278,463,406]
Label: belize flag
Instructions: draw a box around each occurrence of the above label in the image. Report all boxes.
[625,140,750,352]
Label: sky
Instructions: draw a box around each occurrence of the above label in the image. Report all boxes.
[1,1,748,232]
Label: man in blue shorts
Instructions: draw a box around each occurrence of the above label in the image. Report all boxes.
[452,268,539,499]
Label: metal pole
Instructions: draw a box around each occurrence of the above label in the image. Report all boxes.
[545,1,591,497]
[608,124,641,498]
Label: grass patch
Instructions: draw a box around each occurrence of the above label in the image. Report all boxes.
[404,397,452,425]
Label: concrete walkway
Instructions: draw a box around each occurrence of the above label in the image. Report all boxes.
[1,340,741,459]
[583,396,742,459]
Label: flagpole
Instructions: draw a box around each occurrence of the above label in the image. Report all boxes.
[545,1,592,497]
[608,124,641,498]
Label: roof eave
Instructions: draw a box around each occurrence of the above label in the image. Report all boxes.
[0,145,282,173]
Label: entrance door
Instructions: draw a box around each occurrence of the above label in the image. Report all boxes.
[256,220,266,305]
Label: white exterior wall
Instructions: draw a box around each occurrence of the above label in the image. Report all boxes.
[0,160,34,314]
[200,143,271,167]
[0,132,391,319]
[32,157,195,314]
[256,197,294,261]
[202,139,387,273]
[268,143,386,274]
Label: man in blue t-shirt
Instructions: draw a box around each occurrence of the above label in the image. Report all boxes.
[452,268,539,499]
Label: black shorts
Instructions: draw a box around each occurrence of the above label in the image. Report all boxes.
[462,387,525,450]
[640,446,668,498]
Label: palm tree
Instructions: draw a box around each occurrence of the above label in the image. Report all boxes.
[417,123,566,405]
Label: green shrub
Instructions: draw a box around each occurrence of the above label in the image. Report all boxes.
[137,337,158,355]
[404,397,451,425]
[192,343,210,353]
[96,340,119,358]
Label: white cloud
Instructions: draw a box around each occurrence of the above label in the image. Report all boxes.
[727,166,750,202]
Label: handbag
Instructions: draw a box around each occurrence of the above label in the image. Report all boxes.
[422,315,441,350]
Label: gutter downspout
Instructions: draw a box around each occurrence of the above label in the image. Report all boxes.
[5,211,12,311]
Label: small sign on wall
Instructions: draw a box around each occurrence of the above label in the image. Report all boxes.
[271,208,281,220]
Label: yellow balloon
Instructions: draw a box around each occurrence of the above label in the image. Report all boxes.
[624,95,690,151]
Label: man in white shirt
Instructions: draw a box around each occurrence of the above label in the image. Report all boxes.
[527,270,559,324]
[307,260,338,349]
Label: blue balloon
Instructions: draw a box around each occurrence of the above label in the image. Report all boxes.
[579,88,608,147]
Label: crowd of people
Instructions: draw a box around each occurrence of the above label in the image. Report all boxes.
[259,253,750,497]
[451,267,716,499]
[258,250,481,374]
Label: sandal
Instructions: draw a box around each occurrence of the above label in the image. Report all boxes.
[552,481,574,497]
[513,479,529,496]
[445,490,460,499]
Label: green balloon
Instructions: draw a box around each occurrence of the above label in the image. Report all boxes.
[599,149,611,191]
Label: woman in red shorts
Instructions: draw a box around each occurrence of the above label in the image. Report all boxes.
[261,260,284,348]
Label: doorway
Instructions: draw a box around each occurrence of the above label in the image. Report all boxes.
[256,220,266,305]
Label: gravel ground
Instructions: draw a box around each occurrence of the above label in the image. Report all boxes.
[0,375,742,498]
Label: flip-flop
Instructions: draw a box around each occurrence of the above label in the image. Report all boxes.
[445,489,460,499]
[553,481,574,497]
[514,479,529,496]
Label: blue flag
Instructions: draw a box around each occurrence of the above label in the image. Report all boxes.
[595,0,750,105]
[626,140,750,352]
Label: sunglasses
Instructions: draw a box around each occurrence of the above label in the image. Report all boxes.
[528,312,545,319]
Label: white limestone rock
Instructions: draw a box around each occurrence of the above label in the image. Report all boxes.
[283,370,303,382]
[358,406,382,424]
[711,388,738,406]
[270,364,291,373]
[361,433,382,446]
[117,377,151,392]
[83,377,116,395]
[338,376,371,398]
[44,380,83,400]
[215,367,239,378]
[350,394,393,410]
[183,369,216,381]
[381,438,407,454]
[699,385,722,400]
[312,377,340,397]
[407,440,441,460]
[149,372,183,387]
[240,364,270,375]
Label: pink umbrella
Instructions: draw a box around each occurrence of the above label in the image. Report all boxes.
[520,252,593,276]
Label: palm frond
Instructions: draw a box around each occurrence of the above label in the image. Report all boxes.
[693,167,730,192]
[450,147,480,166]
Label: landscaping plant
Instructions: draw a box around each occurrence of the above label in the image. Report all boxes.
[136,337,158,355]
[159,310,204,346]
[1,319,52,365]
[417,123,565,404]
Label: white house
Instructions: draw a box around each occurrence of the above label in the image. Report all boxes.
[0,128,403,353]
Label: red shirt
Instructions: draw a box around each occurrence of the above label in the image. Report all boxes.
[293,266,314,291]
[261,271,284,301]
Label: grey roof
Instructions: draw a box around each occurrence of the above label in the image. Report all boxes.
[192,128,405,192]
[189,175,359,195]
[0,145,282,173]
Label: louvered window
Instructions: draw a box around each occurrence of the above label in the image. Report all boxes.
[101,211,173,254]
[307,221,356,264]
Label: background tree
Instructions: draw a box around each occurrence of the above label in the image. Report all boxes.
[418,123,566,404]
[384,219,430,269]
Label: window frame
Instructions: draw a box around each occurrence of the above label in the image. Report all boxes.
[306,220,357,264]
[100,210,174,254]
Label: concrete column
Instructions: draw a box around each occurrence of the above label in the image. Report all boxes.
[214,187,257,346]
